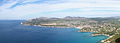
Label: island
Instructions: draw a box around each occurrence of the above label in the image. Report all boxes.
[22,16,120,43]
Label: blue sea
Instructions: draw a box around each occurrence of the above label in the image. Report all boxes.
[0,20,108,43]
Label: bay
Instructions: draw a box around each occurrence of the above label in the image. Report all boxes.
[0,20,108,43]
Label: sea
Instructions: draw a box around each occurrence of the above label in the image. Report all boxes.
[0,20,108,43]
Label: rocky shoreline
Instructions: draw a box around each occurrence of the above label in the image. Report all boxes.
[21,22,115,43]
[101,35,115,43]
[79,30,111,43]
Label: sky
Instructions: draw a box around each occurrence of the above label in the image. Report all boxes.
[1,0,120,20]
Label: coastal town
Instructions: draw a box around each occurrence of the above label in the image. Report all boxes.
[22,16,120,43]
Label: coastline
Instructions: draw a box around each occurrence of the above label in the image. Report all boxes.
[20,22,110,43]
[101,35,115,43]
[79,30,111,43]
[0,20,110,43]
[21,22,74,28]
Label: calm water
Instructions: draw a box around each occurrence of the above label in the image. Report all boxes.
[0,20,108,43]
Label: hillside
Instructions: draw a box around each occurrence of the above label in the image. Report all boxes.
[22,16,120,43]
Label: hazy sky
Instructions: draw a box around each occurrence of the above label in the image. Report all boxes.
[1,0,120,20]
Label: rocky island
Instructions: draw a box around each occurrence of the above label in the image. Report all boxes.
[22,16,120,43]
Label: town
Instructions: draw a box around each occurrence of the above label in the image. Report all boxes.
[22,16,120,43]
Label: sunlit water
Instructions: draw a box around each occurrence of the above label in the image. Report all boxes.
[0,20,108,43]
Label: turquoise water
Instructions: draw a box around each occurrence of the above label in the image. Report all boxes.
[0,20,108,43]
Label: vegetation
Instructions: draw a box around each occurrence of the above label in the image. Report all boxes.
[22,16,120,43]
